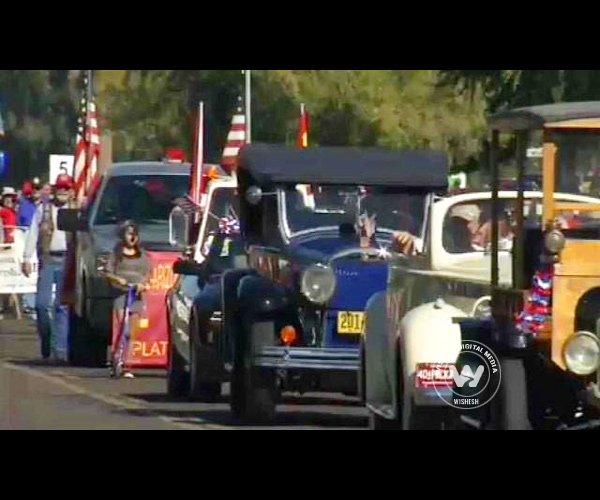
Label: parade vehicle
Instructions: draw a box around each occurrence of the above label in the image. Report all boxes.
[364,102,600,430]
[362,187,600,429]
[58,161,191,367]
[485,102,600,430]
[165,171,239,398]
[213,143,448,424]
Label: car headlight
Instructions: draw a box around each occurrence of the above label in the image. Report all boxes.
[563,331,600,376]
[96,253,110,272]
[301,264,336,304]
[544,229,565,254]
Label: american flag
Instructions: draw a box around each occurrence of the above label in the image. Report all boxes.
[221,96,247,173]
[172,195,203,217]
[218,216,240,235]
[73,74,101,205]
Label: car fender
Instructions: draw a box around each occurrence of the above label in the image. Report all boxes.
[400,299,467,386]
[364,291,396,413]
[237,274,291,317]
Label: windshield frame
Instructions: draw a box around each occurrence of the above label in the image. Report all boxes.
[278,184,429,243]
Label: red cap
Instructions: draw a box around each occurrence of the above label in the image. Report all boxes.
[55,173,75,190]
[22,181,34,196]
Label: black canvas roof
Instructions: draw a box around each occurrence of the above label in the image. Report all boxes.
[238,143,448,189]
[489,102,600,131]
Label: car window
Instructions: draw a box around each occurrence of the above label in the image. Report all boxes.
[94,174,189,226]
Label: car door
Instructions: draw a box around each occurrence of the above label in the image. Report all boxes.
[171,273,204,363]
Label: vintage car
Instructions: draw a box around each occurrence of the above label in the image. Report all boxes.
[218,143,448,423]
[166,174,239,399]
[58,161,191,367]
[363,186,600,429]
[485,102,600,430]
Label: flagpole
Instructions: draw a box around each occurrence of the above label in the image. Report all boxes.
[244,70,251,144]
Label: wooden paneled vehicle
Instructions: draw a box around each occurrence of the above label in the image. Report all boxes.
[485,102,600,429]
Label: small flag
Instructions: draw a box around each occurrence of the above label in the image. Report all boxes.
[297,103,309,149]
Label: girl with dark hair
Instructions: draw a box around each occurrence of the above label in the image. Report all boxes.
[103,220,152,378]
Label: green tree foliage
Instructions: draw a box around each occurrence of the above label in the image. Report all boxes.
[99,70,487,170]
[0,70,80,184]
[9,69,600,185]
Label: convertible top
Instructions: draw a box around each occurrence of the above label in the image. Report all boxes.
[489,102,600,131]
[238,143,448,189]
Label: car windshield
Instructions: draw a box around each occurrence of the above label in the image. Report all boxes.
[282,184,427,237]
[93,174,189,226]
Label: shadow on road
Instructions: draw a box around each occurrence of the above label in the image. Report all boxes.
[113,405,368,429]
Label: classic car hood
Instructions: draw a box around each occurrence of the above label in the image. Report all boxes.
[287,230,393,264]
[91,223,181,254]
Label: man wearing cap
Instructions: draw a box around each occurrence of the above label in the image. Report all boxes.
[18,180,41,229]
[18,180,42,318]
[23,174,75,362]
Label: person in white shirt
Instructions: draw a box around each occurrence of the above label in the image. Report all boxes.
[22,174,74,363]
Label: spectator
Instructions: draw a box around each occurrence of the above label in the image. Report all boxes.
[17,181,40,319]
[0,187,18,244]
[18,181,39,228]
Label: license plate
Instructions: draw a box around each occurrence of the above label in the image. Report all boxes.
[337,311,365,335]
[415,363,455,389]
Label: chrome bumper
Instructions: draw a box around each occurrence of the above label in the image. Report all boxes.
[252,347,360,371]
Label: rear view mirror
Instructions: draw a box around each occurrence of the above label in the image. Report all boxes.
[169,206,189,247]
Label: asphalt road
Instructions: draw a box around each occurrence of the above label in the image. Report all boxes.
[0,319,368,430]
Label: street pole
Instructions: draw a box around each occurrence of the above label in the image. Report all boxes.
[244,70,251,143]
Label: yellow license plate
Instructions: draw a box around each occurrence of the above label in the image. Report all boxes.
[337,311,365,335]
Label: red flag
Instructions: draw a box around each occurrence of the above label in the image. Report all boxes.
[297,103,309,149]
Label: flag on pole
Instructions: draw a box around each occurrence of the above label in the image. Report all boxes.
[297,103,309,149]
[221,97,247,173]
[189,102,205,216]
[0,107,5,138]
[73,77,101,205]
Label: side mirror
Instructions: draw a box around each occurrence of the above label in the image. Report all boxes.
[246,185,277,206]
[57,208,81,233]
[173,258,203,276]
[245,185,263,205]
[169,206,189,247]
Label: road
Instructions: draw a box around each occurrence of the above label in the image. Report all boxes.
[0,319,367,430]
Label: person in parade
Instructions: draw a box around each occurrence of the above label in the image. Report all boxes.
[22,174,76,363]
[102,220,151,379]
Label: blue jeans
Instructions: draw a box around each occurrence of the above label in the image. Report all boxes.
[23,293,36,311]
[35,256,69,360]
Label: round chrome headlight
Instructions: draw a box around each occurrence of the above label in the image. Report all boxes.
[544,229,565,254]
[301,265,336,304]
[564,331,600,376]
